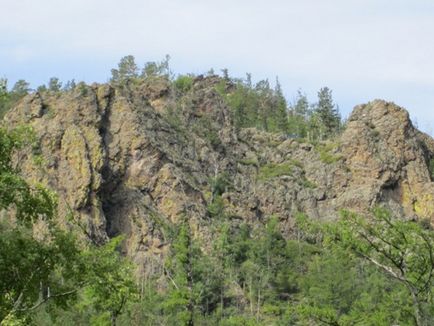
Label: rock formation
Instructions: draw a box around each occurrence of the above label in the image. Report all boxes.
[4,76,434,271]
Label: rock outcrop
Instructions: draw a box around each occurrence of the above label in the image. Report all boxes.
[341,100,434,219]
[4,77,434,271]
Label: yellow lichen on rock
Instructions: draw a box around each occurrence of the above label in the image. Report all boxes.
[60,125,92,209]
[81,126,104,190]
[414,193,434,218]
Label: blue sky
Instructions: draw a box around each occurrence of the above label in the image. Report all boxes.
[2,0,434,133]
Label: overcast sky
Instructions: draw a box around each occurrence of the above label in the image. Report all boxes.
[2,0,434,133]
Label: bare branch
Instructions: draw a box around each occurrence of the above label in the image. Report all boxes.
[16,283,86,312]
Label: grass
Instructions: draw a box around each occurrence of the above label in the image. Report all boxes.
[299,177,317,189]
[239,158,259,167]
[258,162,293,181]
[289,159,303,168]
[173,75,194,93]
[316,142,342,164]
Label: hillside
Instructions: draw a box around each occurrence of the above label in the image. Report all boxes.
[4,74,434,262]
[3,70,434,324]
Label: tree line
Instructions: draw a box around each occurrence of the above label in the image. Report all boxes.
[109,55,343,141]
[1,55,343,142]
[0,77,77,119]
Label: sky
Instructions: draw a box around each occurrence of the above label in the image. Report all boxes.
[2,0,434,133]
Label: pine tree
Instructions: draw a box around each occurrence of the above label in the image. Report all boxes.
[273,78,289,134]
[1,79,31,118]
[293,89,309,117]
[48,77,62,92]
[163,218,195,325]
[141,55,172,79]
[315,87,341,139]
[255,79,272,131]
[0,79,10,118]
[63,79,76,91]
[11,80,30,97]
[288,89,309,138]
[111,55,139,84]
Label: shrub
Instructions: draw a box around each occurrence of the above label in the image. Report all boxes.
[174,75,194,93]
[316,142,342,164]
[300,177,317,189]
[239,158,259,167]
[207,196,225,218]
[210,172,231,197]
[429,158,434,180]
[258,162,293,181]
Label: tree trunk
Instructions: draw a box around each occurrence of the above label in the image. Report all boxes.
[256,287,261,322]
[111,311,117,326]
[409,288,423,326]
[186,229,194,326]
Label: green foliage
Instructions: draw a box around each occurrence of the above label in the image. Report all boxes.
[100,55,345,143]
[207,195,226,218]
[271,78,289,134]
[0,127,77,323]
[258,162,293,181]
[214,74,343,141]
[0,57,423,325]
[214,79,227,96]
[219,315,260,325]
[0,78,12,118]
[292,89,309,117]
[299,177,317,189]
[11,80,30,97]
[162,104,185,134]
[192,115,221,149]
[316,142,342,164]
[33,238,137,325]
[76,82,88,96]
[329,208,434,325]
[0,222,82,322]
[314,87,341,139]
[62,79,76,91]
[219,76,289,134]
[290,87,344,142]
[174,75,194,93]
[208,173,231,218]
[163,221,194,324]
[0,127,137,325]
[162,218,224,325]
[27,205,429,325]
[48,77,62,93]
[429,158,434,181]
[36,84,48,93]
[224,81,256,129]
[289,158,303,168]
[78,236,138,323]
[210,172,231,198]
[0,126,56,224]
[288,90,310,138]
[141,54,171,79]
[238,158,259,167]
[292,212,418,325]
[111,55,139,84]
[0,79,31,118]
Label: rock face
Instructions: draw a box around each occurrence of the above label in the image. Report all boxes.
[341,100,434,219]
[4,78,434,271]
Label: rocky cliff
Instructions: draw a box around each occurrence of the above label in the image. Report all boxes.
[4,76,434,271]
